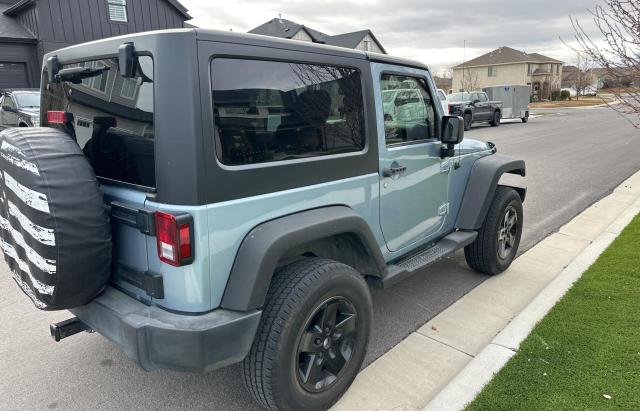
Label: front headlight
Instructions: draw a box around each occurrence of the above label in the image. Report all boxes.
[30,116,40,127]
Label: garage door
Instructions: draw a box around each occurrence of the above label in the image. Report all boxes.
[0,62,29,89]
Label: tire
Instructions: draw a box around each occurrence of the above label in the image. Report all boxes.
[463,112,472,131]
[464,187,523,275]
[243,258,372,411]
[0,127,111,310]
[490,110,501,127]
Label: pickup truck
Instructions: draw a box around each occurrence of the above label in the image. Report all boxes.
[447,91,503,130]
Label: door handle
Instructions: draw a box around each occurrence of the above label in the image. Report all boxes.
[382,163,407,178]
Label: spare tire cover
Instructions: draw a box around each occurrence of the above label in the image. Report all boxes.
[0,127,111,310]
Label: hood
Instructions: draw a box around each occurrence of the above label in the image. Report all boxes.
[447,100,471,105]
[457,138,493,155]
[18,107,39,117]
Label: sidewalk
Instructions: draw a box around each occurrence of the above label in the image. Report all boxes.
[331,170,640,411]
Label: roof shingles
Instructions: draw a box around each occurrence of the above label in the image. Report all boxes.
[0,4,35,41]
[249,18,386,53]
[454,46,562,68]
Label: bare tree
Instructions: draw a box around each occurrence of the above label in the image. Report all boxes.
[461,68,480,92]
[570,52,597,100]
[570,0,640,123]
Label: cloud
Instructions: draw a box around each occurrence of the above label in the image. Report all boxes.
[178,0,603,70]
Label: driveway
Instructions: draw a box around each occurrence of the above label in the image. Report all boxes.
[1,105,639,410]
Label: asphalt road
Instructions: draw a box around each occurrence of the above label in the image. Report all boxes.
[1,105,640,410]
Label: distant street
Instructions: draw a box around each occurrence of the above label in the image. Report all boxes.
[1,105,639,410]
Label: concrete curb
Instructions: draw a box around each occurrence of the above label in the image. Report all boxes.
[332,170,640,411]
[425,177,640,411]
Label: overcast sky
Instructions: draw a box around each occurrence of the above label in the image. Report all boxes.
[179,0,602,74]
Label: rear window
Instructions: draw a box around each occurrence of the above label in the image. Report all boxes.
[42,56,155,188]
[211,58,365,166]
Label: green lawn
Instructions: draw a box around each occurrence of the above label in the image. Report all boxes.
[467,215,640,411]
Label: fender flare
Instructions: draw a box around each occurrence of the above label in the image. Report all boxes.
[455,154,526,230]
[220,206,386,312]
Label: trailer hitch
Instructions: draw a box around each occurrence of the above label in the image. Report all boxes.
[50,317,92,342]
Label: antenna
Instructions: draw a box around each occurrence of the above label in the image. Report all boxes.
[462,40,466,92]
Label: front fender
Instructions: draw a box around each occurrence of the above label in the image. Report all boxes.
[455,154,526,230]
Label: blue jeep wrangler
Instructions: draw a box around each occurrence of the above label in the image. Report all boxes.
[0,29,525,410]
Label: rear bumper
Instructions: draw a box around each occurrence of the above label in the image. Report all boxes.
[71,287,261,373]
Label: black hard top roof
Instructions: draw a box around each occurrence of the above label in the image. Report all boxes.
[46,28,429,72]
[192,28,428,71]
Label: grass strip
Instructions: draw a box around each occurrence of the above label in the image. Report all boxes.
[467,214,640,410]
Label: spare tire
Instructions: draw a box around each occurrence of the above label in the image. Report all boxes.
[0,127,111,310]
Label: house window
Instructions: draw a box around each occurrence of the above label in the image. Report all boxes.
[80,61,108,92]
[488,66,497,77]
[120,78,137,99]
[108,0,127,22]
[363,40,370,51]
[527,64,532,75]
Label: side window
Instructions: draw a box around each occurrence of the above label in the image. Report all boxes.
[479,93,488,102]
[3,96,15,109]
[211,59,365,166]
[471,93,479,102]
[381,74,436,145]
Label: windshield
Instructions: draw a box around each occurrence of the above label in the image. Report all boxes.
[14,92,40,108]
[447,92,472,102]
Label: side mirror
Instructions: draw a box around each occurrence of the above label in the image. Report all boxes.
[441,115,464,157]
[118,42,136,78]
[47,55,61,83]
[2,105,11,111]
[473,99,480,104]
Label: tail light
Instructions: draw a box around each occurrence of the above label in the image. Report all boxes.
[47,111,73,124]
[154,211,194,266]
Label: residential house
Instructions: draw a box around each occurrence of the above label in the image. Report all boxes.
[591,67,639,89]
[249,17,386,54]
[452,46,563,100]
[0,0,191,89]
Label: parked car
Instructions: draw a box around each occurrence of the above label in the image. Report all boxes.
[561,86,598,97]
[437,88,449,114]
[0,29,526,411]
[0,89,40,129]
[447,91,503,130]
[382,88,429,122]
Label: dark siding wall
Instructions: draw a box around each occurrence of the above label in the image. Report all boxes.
[36,0,187,54]
[14,5,40,38]
[0,41,39,87]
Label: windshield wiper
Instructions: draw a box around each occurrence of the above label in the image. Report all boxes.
[55,66,110,84]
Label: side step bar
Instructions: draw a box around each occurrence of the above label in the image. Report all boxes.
[50,317,91,342]
[381,231,478,288]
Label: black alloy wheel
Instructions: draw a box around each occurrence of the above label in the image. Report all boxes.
[296,296,358,393]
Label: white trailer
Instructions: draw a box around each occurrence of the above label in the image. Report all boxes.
[483,85,531,123]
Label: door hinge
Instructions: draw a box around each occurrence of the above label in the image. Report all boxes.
[438,203,450,216]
